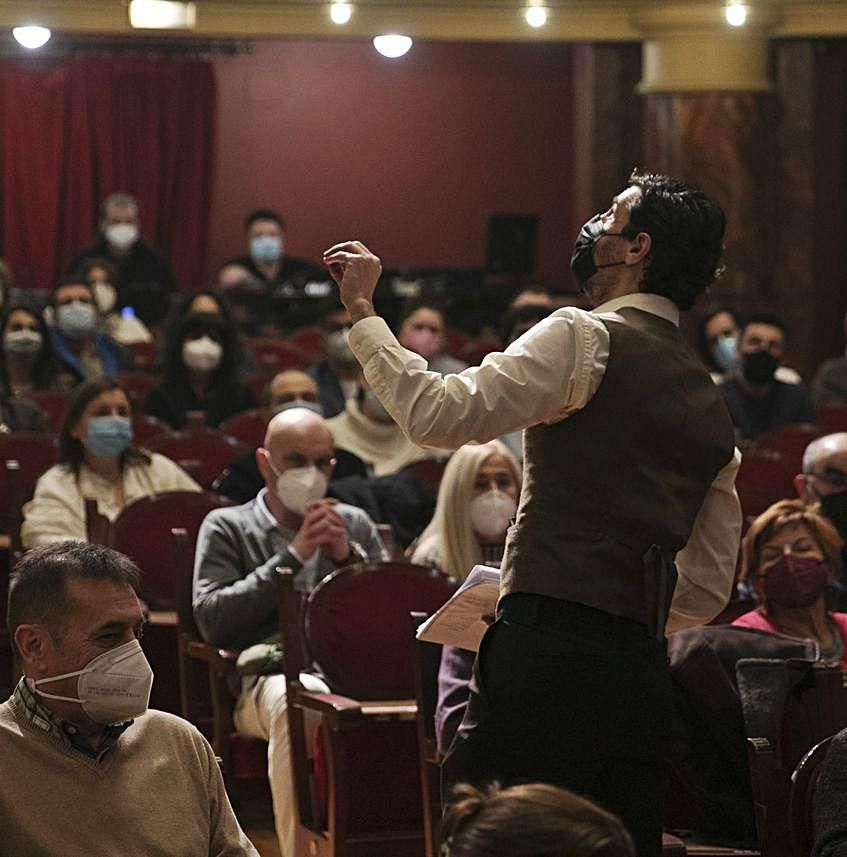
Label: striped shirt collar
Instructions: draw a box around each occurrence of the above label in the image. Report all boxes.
[12,676,131,761]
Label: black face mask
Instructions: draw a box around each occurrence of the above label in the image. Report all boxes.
[741,349,779,385]
[569,214,629,289]
[821,490,847,542]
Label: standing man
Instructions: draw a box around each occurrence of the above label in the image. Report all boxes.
[323,171,742,856]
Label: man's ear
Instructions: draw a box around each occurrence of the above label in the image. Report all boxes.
[795,473,815,503]
[256,447,270,483]
[14,624,50,670]
[625,231,651,266]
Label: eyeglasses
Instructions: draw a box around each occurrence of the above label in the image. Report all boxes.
[267,451,335,472]
[808,468,847,490]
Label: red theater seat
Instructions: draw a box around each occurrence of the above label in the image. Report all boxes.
[277,561,456,857]
[219,409,267,449]
[146,429,247,489]
[110,490,226,609]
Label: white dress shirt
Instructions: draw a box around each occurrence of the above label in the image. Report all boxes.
[348,292,742,633]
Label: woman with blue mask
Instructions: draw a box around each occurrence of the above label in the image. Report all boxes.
[21,377,200,549]
[48,277,133,390]
[0,301,58,399]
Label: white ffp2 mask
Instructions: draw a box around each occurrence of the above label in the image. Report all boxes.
[470,490,517,542]
[31,639,153,725]
[273,464,328,515]
[182,336,223,372]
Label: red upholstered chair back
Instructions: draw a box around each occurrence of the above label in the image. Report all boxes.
[304,562,456,700]
[0,432,58,484]
[752,423,822,476]
[127,341,158,370]
[816,406,847,435]
[110,490,226,608]
[219,409,267,449]
[244,337,312,374]
[402,457,450,490]
[116,371,158,408]
[736,448,798,521]
[0,433,58,541]
[146,429,248,489]
[131,414,170,445]
[285,326,325,364]
[29,391,68,433]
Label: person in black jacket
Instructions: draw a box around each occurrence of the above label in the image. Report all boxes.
[67,193,175,327]
[144,311,255,430]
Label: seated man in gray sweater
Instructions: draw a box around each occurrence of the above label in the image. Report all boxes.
[192,407,387,857]
[1,541,257,857]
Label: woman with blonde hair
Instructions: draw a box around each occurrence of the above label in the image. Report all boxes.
[732,498,847,669]
[411,439,521,581]
[411,440,521,754]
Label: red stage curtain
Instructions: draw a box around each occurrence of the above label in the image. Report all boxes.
[0,56,215,292]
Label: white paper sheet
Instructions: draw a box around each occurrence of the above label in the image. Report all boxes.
[415,565,501,651]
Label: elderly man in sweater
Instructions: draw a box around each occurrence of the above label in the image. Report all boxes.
[0,541,257,857]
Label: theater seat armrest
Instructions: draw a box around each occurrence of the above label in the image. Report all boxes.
[187,640,240,674]
[294,690,365,728]
[294,690,417,728]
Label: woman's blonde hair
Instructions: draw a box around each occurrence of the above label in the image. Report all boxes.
[739,498,843,585]
[413,440,521,581]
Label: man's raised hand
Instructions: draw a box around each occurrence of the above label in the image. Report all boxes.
[323,241,382,322]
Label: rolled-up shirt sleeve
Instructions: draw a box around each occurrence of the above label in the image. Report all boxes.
[348,309,609,451]
[666,448,743,634]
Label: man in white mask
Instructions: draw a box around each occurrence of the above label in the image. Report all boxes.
[2,541,258,856]
[48,276,133,389]
[193,407,387,857]
[67,192,175,328]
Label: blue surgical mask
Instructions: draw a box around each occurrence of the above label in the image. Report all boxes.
[86,416,133,458]
[250,235,283,264]
[57,301,97,338]
[711,334,738,373]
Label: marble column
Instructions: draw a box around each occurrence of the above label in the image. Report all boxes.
[635,4,778,344]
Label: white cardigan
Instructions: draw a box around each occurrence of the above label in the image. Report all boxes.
[21,453,200,550]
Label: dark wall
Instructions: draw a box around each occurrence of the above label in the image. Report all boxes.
[209,39,577,288]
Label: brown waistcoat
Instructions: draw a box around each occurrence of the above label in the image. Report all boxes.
[501,307,735,624]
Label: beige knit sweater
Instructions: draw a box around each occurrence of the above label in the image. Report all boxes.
[0,699,258,857]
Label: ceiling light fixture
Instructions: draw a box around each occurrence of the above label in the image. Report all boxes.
[12,25,51,49]
[373,34,412,59]
[725,2,747,26]
[329,3,353,25]
[525,5,548,28]
[129,0,197,30]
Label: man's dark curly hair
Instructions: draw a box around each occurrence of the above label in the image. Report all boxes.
[624,170,726,311]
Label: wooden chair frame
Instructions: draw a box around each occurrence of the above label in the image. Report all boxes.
[746,663,846,857]
[277,567,426,857]
[171,527,267,786]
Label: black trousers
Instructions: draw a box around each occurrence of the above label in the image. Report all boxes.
[442,593,673,857]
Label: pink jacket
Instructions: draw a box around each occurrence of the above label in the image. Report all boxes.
[732,610,847,671]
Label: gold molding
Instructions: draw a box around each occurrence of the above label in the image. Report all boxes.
[0,1,845,43]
